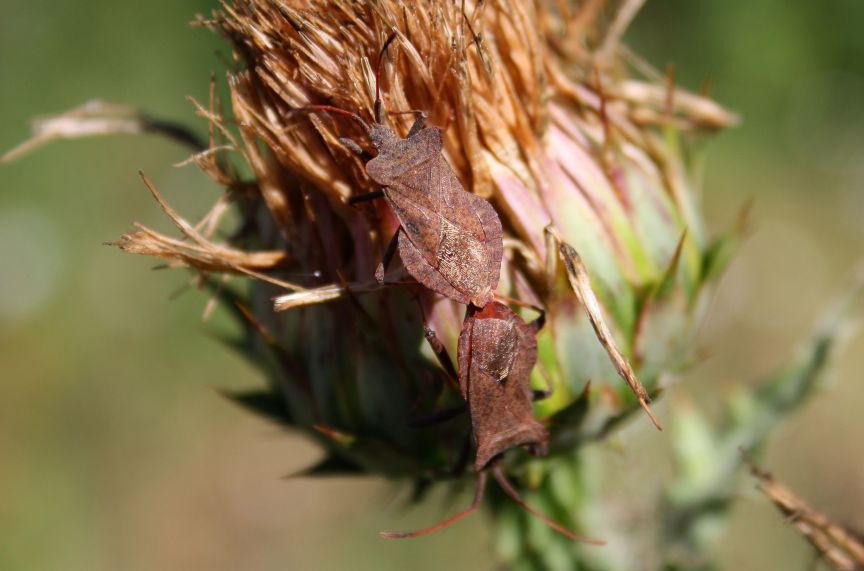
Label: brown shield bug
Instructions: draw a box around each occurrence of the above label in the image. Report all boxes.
[381,301,604,544]
[457,302,549,472]
[295,35,503,307]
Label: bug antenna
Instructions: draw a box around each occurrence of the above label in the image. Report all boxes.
[379,472,487,539]
[374,32,399,124]
[291,105,370,134]
[491,466,606,545]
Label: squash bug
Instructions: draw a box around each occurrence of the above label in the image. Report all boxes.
[381,302,603,544]
[295,34,503,307]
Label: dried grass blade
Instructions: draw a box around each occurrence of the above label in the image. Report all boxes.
[744,453,864,571]
[547,226,662,430]
[273,279,389,311]
[1,100,203,164]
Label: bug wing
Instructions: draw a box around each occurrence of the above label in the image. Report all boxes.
[382,158,443,258]
[397,229,472,305]
[433,164,503,298]
[368,127,503,303]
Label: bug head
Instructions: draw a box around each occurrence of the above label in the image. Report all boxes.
[368,123,399,150]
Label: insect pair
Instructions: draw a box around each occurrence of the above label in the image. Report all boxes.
[293,34,602,543]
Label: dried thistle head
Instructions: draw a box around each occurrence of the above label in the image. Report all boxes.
[110,0,737,566]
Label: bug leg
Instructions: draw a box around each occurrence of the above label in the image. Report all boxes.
[374,229,400,284]
[423,324,459,385]
[530,308,546,333]
[347,189,385,205]
[491,465,605,545]
[405,320,465,426]
[380,471,488,539]
[532,362,555,402]
[532,389,551,401]
[405,318,467,429]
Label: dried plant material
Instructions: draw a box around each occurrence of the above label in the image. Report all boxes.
[272,279,389,311]
[113,227,288,274]
[617,80,740,130]
[546,225,662,430]
[1,100,204,164]
[596,0,647,63]
[661,280,864,568]
[126,172,304,292]
[743,453,864,571]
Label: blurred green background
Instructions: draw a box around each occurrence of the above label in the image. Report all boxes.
[1,1,862,569]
